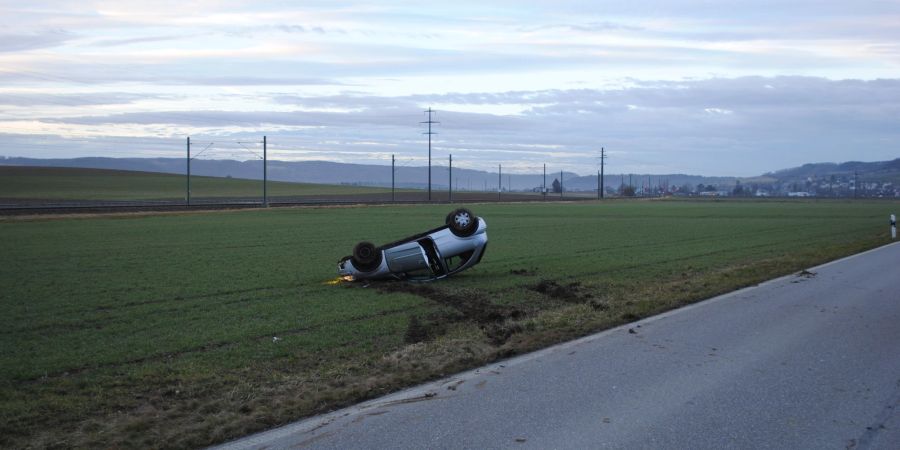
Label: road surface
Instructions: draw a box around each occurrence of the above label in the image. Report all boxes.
[216,242,900,449]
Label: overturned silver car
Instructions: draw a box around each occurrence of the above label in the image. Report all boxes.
[338,208,488,281]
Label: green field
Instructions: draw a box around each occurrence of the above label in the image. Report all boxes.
[0,166,393,201]
[1,199,897,448]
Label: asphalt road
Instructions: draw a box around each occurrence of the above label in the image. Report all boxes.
[216,242,900,450]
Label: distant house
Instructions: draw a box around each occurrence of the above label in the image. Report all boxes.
[788,191,812,197]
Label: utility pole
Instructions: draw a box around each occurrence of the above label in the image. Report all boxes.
[421,108,438,201]
[498,164,502,201]
[600,147,606,199]
[543,163,547,198]
[391,154,395,202]
[560,170,564,199]
[262,136,268,207]
[186,136,191,206]
[449,154,452,203]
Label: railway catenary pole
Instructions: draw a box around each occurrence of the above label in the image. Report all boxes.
[263,136,268,207]
[600,147,605,199]
[186,136,191,206]
[449,154,452,203]
[498,164,502,201]
[543,163,547,198]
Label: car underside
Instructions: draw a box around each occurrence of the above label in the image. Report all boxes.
[337,208,488,281]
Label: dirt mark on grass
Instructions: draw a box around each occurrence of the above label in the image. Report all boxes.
[531,279,583,300]
[375,282,526,345]
[377,283,521,324]
[530,279,610,311]
[509,267,537,276]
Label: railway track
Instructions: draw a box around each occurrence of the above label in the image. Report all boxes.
[0,195,586,216]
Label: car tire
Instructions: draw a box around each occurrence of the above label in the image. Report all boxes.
[352,241,382,272]
[446,208,478,237]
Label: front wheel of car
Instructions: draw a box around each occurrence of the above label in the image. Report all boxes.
[352,241,382,272]
[446,208,478,237]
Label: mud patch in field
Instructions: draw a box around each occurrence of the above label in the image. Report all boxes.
[404,315,439,344]
[482,322,526,346]
[529,279,611,312]
[532,279,577,300]
[509,267,537,276]
[531,280,586,301]
[377,282,525,345]
[378,283,520,324]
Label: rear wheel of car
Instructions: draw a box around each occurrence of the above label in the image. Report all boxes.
[446,208,478,237]
[352,241,382,272]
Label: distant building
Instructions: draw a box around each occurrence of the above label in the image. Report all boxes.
[699,191,731,197]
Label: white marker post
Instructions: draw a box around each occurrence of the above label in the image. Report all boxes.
[892,214,897,240]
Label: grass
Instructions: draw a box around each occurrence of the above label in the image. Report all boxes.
[1,199,897,448]
[0,166,394,201]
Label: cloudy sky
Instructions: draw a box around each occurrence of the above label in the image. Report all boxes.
[1,1,898,176]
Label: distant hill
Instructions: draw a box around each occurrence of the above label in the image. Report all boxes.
[0,165,392,202]
[764,159,900,183]
[0,156,748,192]
[0,156,581,192]
[3,155,899,193]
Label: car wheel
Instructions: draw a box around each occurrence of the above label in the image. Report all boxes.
[352,241,382,272]
[446,208,478,237]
